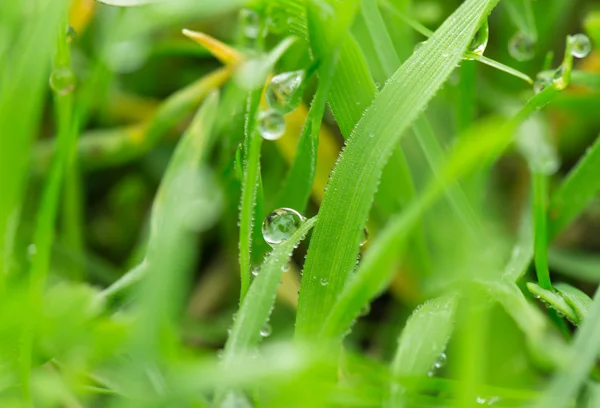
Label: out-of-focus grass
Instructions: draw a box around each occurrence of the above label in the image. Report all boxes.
[2,0,600,407]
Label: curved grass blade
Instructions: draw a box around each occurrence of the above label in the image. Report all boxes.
[98,91,220,301]
[548,134,600,239]
[533,287,600,408]
[296,0,502,338]
[224,217,316,363]
[320,117,514,341]
[526,282,579,324]
[389,294,459,405]
[501,208,533,282]
[555,283,592,323]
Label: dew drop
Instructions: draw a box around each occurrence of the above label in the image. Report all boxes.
[360,227,369,247]
[465,19,488,59]
[570,33,592,58]
[320,277,328,286]
[266,70,305,114]
[359,303,371,316]
[260,323,272,337]
[262,208,304,245]
[240,9,261,39]
[27,244,37,261]
[533,71,553,94]
[258,109,286,141]
[49,67,76,95]
[414,41,427,53]
[251,267,259,277]
[434,352,447,369]
[66,25,77,43]
[508,32,535,61]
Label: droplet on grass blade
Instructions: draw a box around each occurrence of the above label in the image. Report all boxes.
[258,109,285,141]
[320,277,328,286]
[413,41,427,53]
[262,208,304,245]
[360,227,369,247]
[508,32,535,61]
[260,323,272,337]
[49,67,76,95]
[533,71,553,94]
[569,33,592,58]
[240,9,261,39]
[464,19,488,60]
[266,70,305,114]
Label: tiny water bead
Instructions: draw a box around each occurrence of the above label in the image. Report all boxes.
[320,277,328,286]
[360,227,369,247]
[266,70,305,114]
[533,71,553,94]
[413,41,427,53]
[570,33,592,58]
[260,323,272,337]
[508,32,535,62]
[49,67,76,95]
[464,19,489,59]
[258,109,286,141]
[262,208,304,245]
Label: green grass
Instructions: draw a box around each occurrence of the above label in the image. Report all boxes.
[2,0,600,407]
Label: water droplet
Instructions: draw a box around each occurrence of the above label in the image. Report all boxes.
[252,267,259,277]
[262,208,304,245]
[49,67,76,95]
[508,32,535,61]
[476,396,487,405]
[266,70,305,114]
[234,143,243,180]
[414,41,427,53]
[260,323,272,337]
[533,71,553,94]
[359,303,370,316]
[27,244,37,261]
[465,19,488,59]
[360,228,369,247]
[258,109,285,141]
[66,26,76,43]
[240,9,261,39]
[551,65,568,90]
[570,33,591,58]
[434,352,447,369]
[320,277,328,286]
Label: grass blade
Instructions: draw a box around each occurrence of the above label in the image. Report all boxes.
[390,294,458,404]
[548,248,600,283]
[296,0,501,338]
[533,287,600,408]
[320,117,514,340]
[548,134,600,238]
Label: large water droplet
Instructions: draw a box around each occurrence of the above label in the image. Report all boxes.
[49,67,76,95]
[258,109,285,141]
[262,208,304,245]
[508,32,535,61]
[570,33,592,58]
[465,20,488,59]
[260,323,272,337]
[266,70,305,114]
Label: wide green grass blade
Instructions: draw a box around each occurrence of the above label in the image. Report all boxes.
[548,134,600,238]
[533,287,600,408]
[320,117,514,340]
[389,294,458,405]
[296,0,501,338]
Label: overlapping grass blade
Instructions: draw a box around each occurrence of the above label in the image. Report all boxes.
[296,0,501,338]
[389,294,458,405]
[548,248,600,283]
[533,287,600,408]
[548,134,600,238]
